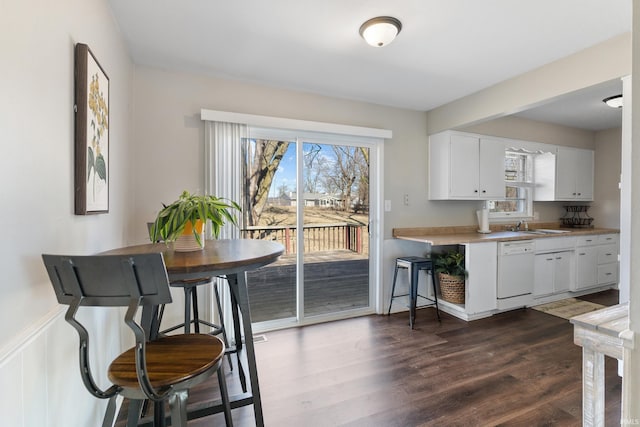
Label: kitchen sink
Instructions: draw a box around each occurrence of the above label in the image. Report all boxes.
[522,229,571,235]
[529,228,571,234]
[514,228,571,235]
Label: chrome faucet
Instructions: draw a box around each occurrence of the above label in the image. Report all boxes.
[513,220,528,231]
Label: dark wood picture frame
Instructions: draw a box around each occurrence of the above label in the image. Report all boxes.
[74,43,109,215]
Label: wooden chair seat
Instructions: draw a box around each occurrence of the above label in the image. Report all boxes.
[109,334,224,390]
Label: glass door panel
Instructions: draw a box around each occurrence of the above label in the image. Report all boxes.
[302,142,370,317]
[242,138,297,323]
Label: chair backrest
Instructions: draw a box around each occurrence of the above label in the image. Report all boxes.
[42,253,172,307]
[41,253,174,401]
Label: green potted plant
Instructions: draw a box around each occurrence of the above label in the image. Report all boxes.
[434,250,468,304]
[149,190,241,251]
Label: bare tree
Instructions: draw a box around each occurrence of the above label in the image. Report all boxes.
[355,147,370,212]
[325,146,366,212]
[243,139,290,226]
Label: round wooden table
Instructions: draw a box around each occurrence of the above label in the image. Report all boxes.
[103,239,284,427]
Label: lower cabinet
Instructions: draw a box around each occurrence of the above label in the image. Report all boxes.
[573,234,619,291]
[534,251,572,297]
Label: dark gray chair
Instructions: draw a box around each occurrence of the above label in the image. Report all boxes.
[42,253,233,427]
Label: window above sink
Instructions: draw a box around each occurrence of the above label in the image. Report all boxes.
[489,150,533,220]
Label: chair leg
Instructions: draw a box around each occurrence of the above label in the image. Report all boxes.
[192,288,200,333]
[387,263,400,315]
[183,288,192,334]
[125,399,143,427]
[409,264,419,329]
[168,390,189,427]
[214,283,234,369]
[218,365,234,426]
[101,395,117,427]
[430,268,441,322]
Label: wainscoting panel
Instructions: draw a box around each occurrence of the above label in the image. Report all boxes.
[0,307,122,427]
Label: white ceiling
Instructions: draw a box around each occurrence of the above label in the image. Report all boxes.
[514,78,623,131]
[107,0,630,130]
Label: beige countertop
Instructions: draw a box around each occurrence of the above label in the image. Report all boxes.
[393,224,619,246]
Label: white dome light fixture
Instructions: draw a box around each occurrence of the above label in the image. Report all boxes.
[359,16,402,47]
[603,94,623,108]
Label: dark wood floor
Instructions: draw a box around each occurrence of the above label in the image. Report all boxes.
[117,290,621,426]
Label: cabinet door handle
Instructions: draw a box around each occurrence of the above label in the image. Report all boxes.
[579,253,586,256]
[605,253,612,256]
[482,190,486,193]
[556,257,562,260]
[474,190,478,193]
[546,258,553,261]
[605,272,613,276]
[577,193,582,196]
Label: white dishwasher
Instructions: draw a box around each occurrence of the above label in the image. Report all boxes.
[497,240,535,310]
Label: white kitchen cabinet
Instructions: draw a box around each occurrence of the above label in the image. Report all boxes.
[533,237,575,298]
[534,146,594,201]
[573,234,618,291]
[556,147,594,200]
[429,131,505,200]
[534,255,555,296]
[534,252,572,297]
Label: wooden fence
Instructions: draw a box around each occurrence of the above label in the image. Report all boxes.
[242,223,365,254]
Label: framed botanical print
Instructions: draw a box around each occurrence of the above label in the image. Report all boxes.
[74,43,109,214]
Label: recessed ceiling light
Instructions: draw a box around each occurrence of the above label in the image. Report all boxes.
[359,16,402,47]
[603,94,623,108]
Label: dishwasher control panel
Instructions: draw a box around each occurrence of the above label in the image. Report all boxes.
[499,240,534,256]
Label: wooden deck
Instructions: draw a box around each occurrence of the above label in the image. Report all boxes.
[246,250,369,322]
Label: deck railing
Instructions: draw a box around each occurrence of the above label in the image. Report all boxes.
[241,223,365,254]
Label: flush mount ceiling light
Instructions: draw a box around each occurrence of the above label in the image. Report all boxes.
[603,94,623,108]
[359,16,402,47]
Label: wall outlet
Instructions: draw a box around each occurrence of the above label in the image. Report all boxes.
[403,194,409,206]
[384,200,391,212]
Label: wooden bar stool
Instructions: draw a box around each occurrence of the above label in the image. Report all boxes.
[388,256,440,328]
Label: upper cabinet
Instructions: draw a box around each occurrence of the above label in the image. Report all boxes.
[534,147,594,201]
[429,131,505,200]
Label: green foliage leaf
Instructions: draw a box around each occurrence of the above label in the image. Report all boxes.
[95,153,107,181]
[87,146,95,182]
[149,190,241,243]
[434,250,468,277]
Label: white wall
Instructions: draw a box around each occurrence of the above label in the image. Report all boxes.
[0,0,133,425]
[593,127,623,228]
[129,65,435,243]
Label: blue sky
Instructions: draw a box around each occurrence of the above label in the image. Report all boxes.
[271,144,297,196]
[270,143,336,197]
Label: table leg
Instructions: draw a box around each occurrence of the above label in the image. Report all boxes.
[582,347,605,427]
[227,275,247,392]
[227,272,264,427]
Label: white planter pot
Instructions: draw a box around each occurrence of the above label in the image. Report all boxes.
[173,231,205,252]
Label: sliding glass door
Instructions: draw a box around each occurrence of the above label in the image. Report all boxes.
[241,132,374,328]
